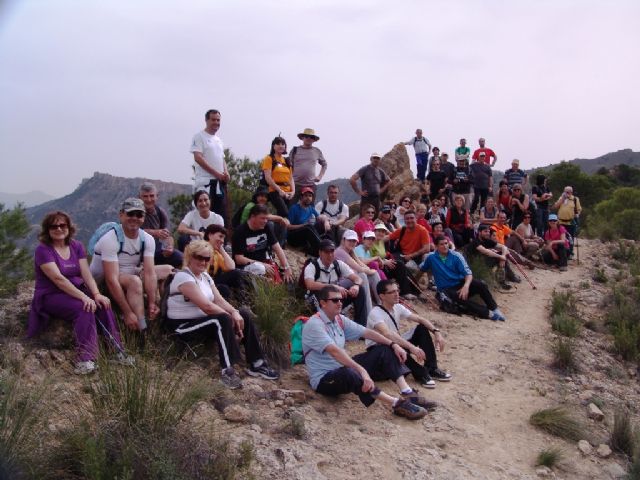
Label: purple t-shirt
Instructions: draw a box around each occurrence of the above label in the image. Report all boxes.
[34,239,86,291]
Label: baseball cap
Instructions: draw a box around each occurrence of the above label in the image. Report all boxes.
[300,186,314,195]
[381,205,392,213]
[121,197,145,213]
[342,230,358,242]
[548,214,559,221]
[319,239,336,251]
[363,231,375,239]
[370,153,382,159]
[374,223,389,232]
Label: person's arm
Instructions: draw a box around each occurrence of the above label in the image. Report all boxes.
[267,214,289,227]
[193,152,227,181]
[334,208,349,227]
[271,242,293,282]
[404,243,430,262]
[372,321,425,362]
[315,153,327,183]
[142,255,158,320]
[552,196,563,210]
[457,274,473,300]
[575,197,582,216]
[491,151,498,167]
[488,174,493,194]
[40,261,97,311]
[177,222,203,238]
[234,253,260,268]
[477,244,507,260]
[263,168,284,197]
[521,194,530,211]
[407,313,445,352]
[215,245,235,270]
[103,260,139,330]
[350,172,365,196]
[360,328,407,363]
[78,258,111,310]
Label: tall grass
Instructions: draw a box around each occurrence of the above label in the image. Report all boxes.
[535,447,564,468]
[606,286,640,363]
[552,337,578,373]
[465,254,497,289]
[530,407,584,441]
[610,409,638,458]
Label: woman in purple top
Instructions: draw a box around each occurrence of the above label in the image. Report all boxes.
[27,211,127,375]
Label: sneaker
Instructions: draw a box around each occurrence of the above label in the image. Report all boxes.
[490,309,507,322]
[417,374,436,389]
[220,367,243,389]
[246,362,280,380]
[111,351,136,367]
[498,282,513,290]
[430,368,452,382]
[507,273,522,283]
[400,390,438,412]
[392,398,427,420]
[428,280,437,291]
[74,360,97,375]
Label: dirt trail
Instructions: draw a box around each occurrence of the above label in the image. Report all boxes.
[240,240,624,479]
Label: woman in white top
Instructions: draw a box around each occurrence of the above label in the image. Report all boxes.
[166,240,278,389]
[335,229,380,306]
[178,191,224,244]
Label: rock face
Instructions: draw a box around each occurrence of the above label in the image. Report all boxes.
[380,144,422,204]
[223,404,253,423]
[596,444,612,458]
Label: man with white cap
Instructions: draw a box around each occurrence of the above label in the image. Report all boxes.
[350,152,391,213]
[291,128,327,201]
[472,138,497,167]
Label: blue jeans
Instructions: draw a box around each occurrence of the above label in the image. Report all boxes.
[416,152,429,181]
[535,207,549,237]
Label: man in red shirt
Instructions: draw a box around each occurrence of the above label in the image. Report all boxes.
[472,138,497,167]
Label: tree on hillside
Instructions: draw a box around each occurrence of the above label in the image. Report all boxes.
[225,149,261,213]
[589,188,640,240]
[167,194,193,230]
[0,204,32,296]
[546,162,613,210]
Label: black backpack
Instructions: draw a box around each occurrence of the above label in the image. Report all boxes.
[297,258,342,290]
[231,203,249,228]
[319,199,345,218]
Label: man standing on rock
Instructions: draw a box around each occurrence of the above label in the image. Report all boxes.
[403,128,432,182]
[420,235,507,321]
[350,153,391,213]
[190,109,230,223]
[472,137,498,167]
[301,284,431,420]
[290,128,327,201]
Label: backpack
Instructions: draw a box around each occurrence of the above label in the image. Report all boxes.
[259,149,295,187]
[88,222,145,263]
[231,202,250,228]
[290,313,344,365]
[319,199,345,218]
[413,137,428,146]
[390,226,407,255]
[297,258,343,290]
[436,290,465,315]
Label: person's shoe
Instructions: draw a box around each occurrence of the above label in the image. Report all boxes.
[111,351,136,367]
[392,398,427,420]
[559,266,568,272]
[74,360,97,375]
[507,274,521,283]
[499,281,513,290]
[490,309,507,322]
[246,362,280,380]
[417,374,436,389]
[428,280,437,291]
[400,390,438,412]
[430,368,452,382]
[402,293,417,301]
[220,367,243,389]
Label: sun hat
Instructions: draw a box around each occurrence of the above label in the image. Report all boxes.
[297,128,319,141]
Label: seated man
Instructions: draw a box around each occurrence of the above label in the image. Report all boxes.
[490,211,524,251]
[232,204,293,283]
[303,239,370,326]
[315,184,350,244]
[90,198,172,331]
[472,225,520,287]
[386,210,431,276]
[302,285,430,420]
[287,186,327,256]
[139,182,183,268]
[367,280,452,389]
[237,186,288,246]
[420,235,507,321]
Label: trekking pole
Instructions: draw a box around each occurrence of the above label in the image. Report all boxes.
[398,297,418,313]
[507,253,536,290]
[97,317,128,357]
[405,274,440,309]
[575,234,580,265]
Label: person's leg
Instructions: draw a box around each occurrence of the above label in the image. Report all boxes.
[409,324,438,371]
[268,191,289,218]
[118,274,145,323]
[211,184,228,226]
[467,278,498,311]
[480,188,489,209]
[506,235,522,253]
[386,261,417,296]
[556,244,568,267]
[315,367,379,407]
[339,277,369,326]
[542,249,555,265]
[470,188,480,214]
[237,307,265,364]
[353,345,408,388]
[416,160,427,182]
[94,305,123,352]
[452,231,464,249]
[444,285,490,319]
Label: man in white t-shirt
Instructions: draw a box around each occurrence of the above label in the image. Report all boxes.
[190,109,230,223]
[367,279,452,389]
[315,184,349,243]
[90,198,170,331]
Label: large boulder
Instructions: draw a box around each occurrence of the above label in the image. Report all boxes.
[380,144,422,204]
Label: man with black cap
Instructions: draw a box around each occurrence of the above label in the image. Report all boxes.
[290,128,327,201]
[350,152,391,213]
[303,239,369,326]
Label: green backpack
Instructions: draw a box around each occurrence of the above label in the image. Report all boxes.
[289,314,345,365]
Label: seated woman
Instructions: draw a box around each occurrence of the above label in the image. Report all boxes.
[542,214,569,271]
[370,224,418,297]
[509,183,530,229]
[177,190,224,251]
[446,195,474,248]
[377,204,399,232]
[426,199,446,228]
[396,197,413,227]
[354,203,377,241]
[430,222,455,251]
[335,229,379,307]
[479,197,500,225]
[261,136,294,218]
[27,211,130,375]
[514,213,544,259]
[166,240,279,389]
[354,230,388,281]
[239,186,288,246]
[415,203,432,232]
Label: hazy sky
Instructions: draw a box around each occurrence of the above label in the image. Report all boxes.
[1,0,639,197]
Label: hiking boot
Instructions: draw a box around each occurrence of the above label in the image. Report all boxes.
[400,389,438,412]
[111,351,136,367]
[559,266,568,272]
[392,398,427,420]
[221,367,243,389]
[246,362,279,380]
[499,282,513,290]
[417,374,436,389]
[490,309,507,322]
[430,368,452,382]
[74,360,97,375]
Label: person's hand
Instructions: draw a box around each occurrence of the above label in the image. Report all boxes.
[220,172,231,183]
[348,285,360,297]
[433,331,445,352]
[148,303,159,320]
[263,262,275,277]
[124,311,140,330]
[313,176,322,183]
[365,268,375,276]
[500,253,508,262]
[551,252,559,261]
[94,293,111,310]
[401,254,411,262]
[198,231,205,239]
[392,343,407,363]
[385,258,397,269]
[282,267,293,283]
[411,346,427,363]
[360,189,369,197]
[232,310,244,340]
[158,229,171,239]
[360,371,375,393]
[81,295,97,313]
[338,286,349,298]
[457,284,470,300]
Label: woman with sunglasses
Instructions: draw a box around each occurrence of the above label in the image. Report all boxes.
[542,214,569,271]
[165,240,279,389]
[354,203,377,241]
[513,213,544,259]
[261,136,294,217]
[376,204,399,232]
[27,211,128,375]
[396,197,413,227]
[177,190,225,250]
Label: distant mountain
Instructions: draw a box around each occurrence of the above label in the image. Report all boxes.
[25,172,191,246]
[315,178,359,204]
[0,190,55,208]
[535,149,640,175]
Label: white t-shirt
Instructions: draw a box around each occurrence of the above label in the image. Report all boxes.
[315,200,349,223]
[190,130,224,190]
[167,270,215,319]
[180,209,224,240]
[303,259,353,285]
[365,303,413,348]
[89,228,155,281]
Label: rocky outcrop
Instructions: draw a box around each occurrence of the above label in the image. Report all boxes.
[380,144,422,203]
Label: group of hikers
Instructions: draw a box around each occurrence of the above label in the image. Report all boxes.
[27,110,583,421]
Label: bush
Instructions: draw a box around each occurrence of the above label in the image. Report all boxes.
[589,188,640,240]
[550,290,576,318]
[535,447,564,468]
[550,313,581,338]
[552,337,577,373]
[465,254,497,290]
[610,409,637,458]
[592,268,607,284]
[606,286,640,363]
[0,204,32,297]
[530,407,584,441]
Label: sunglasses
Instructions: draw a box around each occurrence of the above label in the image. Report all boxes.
[325,297,343,303]
[549,219,558,222]
[49,223,68,231]
[126,211,144,218]
[402,199,411,203]
[193,254,211,262]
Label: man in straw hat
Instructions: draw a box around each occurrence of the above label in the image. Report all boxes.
[290,128,327,201]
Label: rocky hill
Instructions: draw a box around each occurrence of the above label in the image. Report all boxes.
[536,149,640,175]
[0,190,55,208]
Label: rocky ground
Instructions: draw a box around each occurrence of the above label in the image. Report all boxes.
[1,239,638,479]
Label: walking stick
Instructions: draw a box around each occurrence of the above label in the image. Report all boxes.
[406,274,440,309]
[97,317,128,357]
[506,253,536,289]
[575,234,580,265]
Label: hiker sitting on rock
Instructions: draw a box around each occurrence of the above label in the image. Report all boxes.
[287,186,328,256]
[335,229,382,306]
[165,240,279,390]
[542,214,569,272]
[235,186,288,247]
[385,210,431,280]
[367,279,452,389]
[315,184,349,244]
[420,236,507,321]
[471,225,521,289]
[177,190,224,251]
[28,211,133,375]
[301,285,432,420]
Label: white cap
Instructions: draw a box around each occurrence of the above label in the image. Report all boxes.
[343,229,359,242]
[363,230,375,239]
[373,222,389,232]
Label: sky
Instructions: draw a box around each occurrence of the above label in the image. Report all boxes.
[1,0,639,197]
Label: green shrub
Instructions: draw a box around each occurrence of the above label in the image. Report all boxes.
[550,290,576,318]
[610,410,637,458]
[592,268,607,284]
[535,447,564,468]
[606,286,640,363]
[589,188,640,241]
[550,313,581,337]
[465,254,497,290]
[0,204,32,297]
[530,407,584,441]
[552,337,577,373]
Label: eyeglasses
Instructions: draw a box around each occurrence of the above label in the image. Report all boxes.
[366,211,375,214]
[193,254,211,262]
[402,200,411,204]
[126,211,144,218]
[548,219,558,222]
[325,297,343,303]
[49,223,68,231]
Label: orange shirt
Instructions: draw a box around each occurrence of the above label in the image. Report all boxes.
[389,225,431,255]
[490,223,512,245]
[261,155,292,193]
